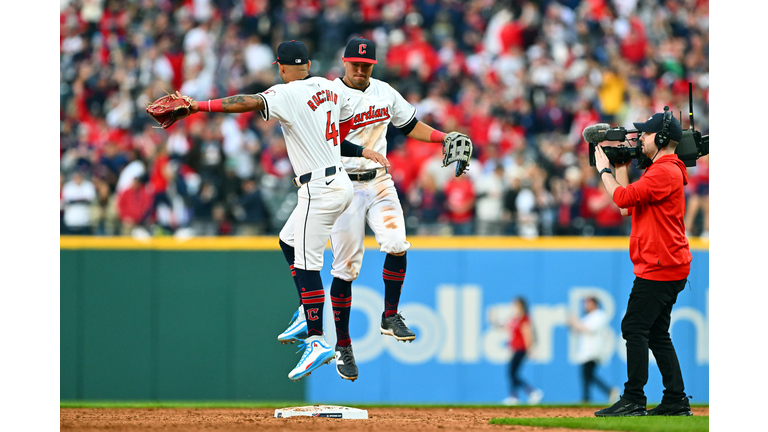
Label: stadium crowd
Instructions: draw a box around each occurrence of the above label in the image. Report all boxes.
[60,0,709,238]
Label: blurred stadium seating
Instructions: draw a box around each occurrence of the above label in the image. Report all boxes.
[59,0,709,239]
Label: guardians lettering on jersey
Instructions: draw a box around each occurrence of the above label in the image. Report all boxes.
[306,89,339,111]
[351,106,391,129]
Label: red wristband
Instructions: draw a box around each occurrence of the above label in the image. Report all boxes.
[199,99,224,113]
[430,130,446,143]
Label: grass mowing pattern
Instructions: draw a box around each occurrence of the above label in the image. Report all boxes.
[490,416,708,432]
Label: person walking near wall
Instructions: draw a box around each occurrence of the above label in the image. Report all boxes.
[568,297,620,403]
[503,297,543,405]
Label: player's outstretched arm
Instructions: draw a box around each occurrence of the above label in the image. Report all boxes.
[147,91,266,129]
[192,94,266,114]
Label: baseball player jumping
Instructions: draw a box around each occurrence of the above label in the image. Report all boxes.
[150,40,390,382]
[278,37,473,382]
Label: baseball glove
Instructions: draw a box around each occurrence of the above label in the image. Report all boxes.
[441,132,473,177]
[145,91,194,129]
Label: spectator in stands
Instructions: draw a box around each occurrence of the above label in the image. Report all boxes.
[117,175,153,236]
[685,155,709,238]
[443,173,475,236]
[60,173,66,234]
[235,177,270,236]
[552,166,583,235]
[62,170,97,235]
[408,170,448,236]
[212,203,233,236]
[92,176,119,236]
[585,183,625,236]
[474,163,506,235]
[190,179,219,236]
[515,178,538,238]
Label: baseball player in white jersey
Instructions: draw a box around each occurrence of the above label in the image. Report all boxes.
[178,40,389,382]
[278,38,471,382]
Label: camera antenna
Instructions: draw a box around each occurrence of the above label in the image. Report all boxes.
[688,82,695,131]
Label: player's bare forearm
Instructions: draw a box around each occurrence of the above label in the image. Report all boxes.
[407,121,438,142]
[221,94,265,113]
[189,94,264,114]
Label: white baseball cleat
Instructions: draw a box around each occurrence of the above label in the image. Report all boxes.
[278,306,308,344]
[528,389,544,405]
[288,335,335,381]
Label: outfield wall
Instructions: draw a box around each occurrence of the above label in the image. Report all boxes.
[60,240,306,401]
[60,237,709,404]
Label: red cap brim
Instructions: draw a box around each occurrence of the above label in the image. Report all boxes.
[342,57,377,64]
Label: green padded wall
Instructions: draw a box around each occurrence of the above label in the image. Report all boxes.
[60,249,306,401]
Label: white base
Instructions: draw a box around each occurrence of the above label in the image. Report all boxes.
[274,405,368,419]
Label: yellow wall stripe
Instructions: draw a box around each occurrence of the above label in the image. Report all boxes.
[60,236,709,251]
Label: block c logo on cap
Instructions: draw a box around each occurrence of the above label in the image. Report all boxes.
[359,44,367,55]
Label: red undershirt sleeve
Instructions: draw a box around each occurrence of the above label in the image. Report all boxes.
[339,118,353,142]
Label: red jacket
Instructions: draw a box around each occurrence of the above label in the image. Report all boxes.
[509,315,530,353]
[613,154,692,281]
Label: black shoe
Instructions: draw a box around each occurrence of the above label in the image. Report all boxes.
[594,397,647,417]
[647,396,693,416]
[334,345,358,381]
[380,312,416,342]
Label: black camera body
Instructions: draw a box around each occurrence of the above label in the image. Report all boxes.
[586,83,709,168]
[588,128,709,168]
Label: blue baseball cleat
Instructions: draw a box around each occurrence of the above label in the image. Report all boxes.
[288,335,335,381]
[278,306,308,344]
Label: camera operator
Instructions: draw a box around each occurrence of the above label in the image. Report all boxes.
[592,112,693,417]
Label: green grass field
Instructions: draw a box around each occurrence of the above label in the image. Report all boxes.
[490,416,709,432]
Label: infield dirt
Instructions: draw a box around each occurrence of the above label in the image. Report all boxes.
[60,406,709,431]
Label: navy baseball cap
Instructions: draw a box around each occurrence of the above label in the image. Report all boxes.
[273,40,309,65]
[633,112,683,141]
[342,37,377,64]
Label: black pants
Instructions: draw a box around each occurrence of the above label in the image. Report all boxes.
[621,277,687,405]
[509,350,533,397]
[582,360,612,402]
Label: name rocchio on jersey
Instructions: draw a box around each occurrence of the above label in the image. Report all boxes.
[306,89,340,111]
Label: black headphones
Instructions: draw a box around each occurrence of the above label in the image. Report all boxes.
[655,106,673,148]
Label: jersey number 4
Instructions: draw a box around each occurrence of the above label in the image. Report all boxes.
[325,111,338,146]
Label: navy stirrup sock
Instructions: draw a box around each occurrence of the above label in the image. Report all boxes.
[383,253,407,317]
[331,277,352,347]
[295,268,325,336]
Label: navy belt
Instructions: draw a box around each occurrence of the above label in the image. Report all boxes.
[293,166,339,187]
[348,168,381,182]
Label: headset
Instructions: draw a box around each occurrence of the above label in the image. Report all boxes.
[655,105,673,148]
